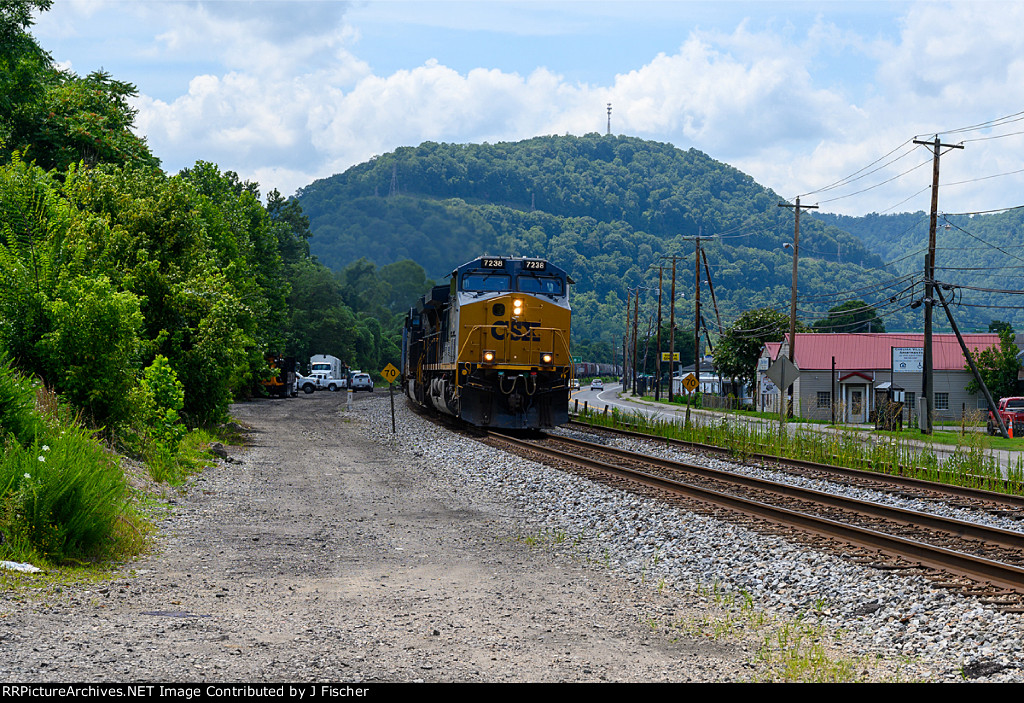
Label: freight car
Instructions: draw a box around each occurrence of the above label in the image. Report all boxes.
[402,256,573,429]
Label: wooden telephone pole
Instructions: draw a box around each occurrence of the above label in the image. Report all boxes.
[661,254,686,402]
[913,135,963,435]
[777,197,817,417]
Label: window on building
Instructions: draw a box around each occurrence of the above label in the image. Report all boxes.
[816,391,831,409]
[905,391,915,410]
[935,392,949,410]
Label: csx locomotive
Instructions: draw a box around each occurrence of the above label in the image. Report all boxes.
[402,256,572,429]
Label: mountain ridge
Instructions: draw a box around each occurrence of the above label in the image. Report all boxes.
[296,134,940,348]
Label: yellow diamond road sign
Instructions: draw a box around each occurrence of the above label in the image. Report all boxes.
[381,363,400,384]
[681,373,699,392]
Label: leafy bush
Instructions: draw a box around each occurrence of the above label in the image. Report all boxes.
[38,274,143,427]
[125,355,189,482]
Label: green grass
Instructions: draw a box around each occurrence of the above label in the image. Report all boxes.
[0,426,145,566]
[0,364,236,569]
[642,579,917,682]
[576,405,1024,496]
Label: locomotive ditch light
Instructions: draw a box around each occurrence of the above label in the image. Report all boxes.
[541,352,553,365]
[483,349,496,363]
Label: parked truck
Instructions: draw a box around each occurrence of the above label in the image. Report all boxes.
[306,354,349,392]
[988,397,1024,437]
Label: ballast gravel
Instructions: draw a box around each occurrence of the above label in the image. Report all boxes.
[381,402,1024,683]
[0,392,1021,682]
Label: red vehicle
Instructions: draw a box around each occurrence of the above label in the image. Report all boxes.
[988,397,1024,436]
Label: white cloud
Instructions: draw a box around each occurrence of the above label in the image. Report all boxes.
[38,1,1024,214]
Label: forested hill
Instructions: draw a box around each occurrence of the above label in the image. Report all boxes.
[813,209,1024,330]
[298,134,918,349]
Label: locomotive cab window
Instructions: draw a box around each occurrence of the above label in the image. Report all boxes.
[461,273,511,292]
[516,274,565,296]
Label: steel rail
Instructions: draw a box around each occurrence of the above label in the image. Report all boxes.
[549,433,1024,550]
[566,419,1024,510]
[490,431,1024,593]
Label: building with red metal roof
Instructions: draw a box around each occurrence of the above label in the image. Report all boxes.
[756,333,1003,424]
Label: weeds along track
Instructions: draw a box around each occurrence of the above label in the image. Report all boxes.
[565,420,1024,521]
[482,428,1024,612]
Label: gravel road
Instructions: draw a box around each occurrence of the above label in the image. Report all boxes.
[0,391,773,683]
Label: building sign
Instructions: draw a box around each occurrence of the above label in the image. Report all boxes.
[892,347,923,373]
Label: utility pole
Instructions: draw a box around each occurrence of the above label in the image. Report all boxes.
[622,335,627,389]
[778,197,817,417]
[935,286,1008,438]
[662,254,685,402]
[649,265,666,401]
[632,288,639,395]
[623,290,631,392]
[694,234,701,392]
[701,246,723,338]
[913,135,963,435]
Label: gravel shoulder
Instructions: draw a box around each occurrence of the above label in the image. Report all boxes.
[5,390,1018,683]
[0,391,759,682]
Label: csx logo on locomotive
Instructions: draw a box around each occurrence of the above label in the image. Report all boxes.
[490,320,541,341]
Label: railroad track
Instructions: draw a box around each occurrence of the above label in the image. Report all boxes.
[566,419,1024,520]
[484,428,1024,611]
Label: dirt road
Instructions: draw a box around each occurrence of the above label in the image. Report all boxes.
[0,391,756,683]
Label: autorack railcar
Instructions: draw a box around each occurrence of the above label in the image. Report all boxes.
[402,256,572,429]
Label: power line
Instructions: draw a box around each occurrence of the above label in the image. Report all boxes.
[939,214,1024,265]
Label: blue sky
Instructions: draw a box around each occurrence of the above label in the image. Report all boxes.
[30,1,1024,216]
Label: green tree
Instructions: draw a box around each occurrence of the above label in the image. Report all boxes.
[18,70,160,172]
[266,189,311,264]
[713,308,805,391]
[966,327,1020,400]
[38,274,143,426]
[0,0,53,155]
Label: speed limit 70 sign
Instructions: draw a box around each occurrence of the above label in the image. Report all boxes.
[381,363,400,384]
[681,373,699,392]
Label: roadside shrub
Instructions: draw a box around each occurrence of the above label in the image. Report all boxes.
[0,426,129,563]
[125,355,189,482]
[37,274,143,428]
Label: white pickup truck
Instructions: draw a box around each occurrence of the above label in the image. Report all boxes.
[296,372,347,393]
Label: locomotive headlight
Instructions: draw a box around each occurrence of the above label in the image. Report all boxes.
[512,298,524,316]
[483,350,495,363]
[541,352,553,365]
